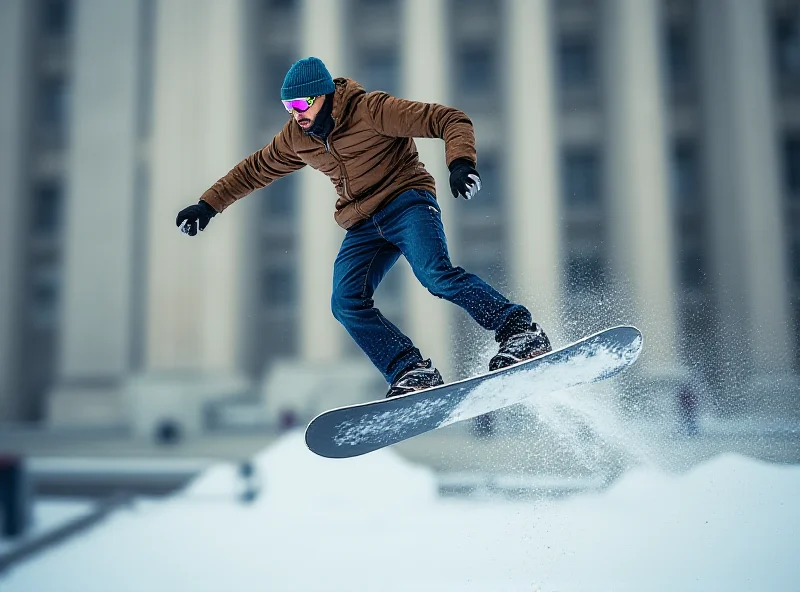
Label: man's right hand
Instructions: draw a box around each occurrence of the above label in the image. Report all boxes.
[176,200,217,236]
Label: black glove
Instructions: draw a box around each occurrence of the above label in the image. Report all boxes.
[448,158,482,200]
[176,200,217,236]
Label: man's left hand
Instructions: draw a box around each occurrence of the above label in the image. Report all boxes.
[448,158,482,200]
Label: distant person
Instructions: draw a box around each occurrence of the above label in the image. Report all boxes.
[278,409,298,431]
[176,57,551,397]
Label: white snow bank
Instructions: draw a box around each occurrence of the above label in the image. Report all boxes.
[185,431,438,507]
[1,432,798,592]
[0,499,96,556]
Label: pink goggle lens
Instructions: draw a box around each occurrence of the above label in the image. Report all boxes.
[282,97,315,113]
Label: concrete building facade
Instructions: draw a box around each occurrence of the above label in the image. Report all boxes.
[1,0,799,428]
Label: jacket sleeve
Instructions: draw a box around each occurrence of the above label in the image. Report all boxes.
[365,92,477,167]
[200,121,305,212]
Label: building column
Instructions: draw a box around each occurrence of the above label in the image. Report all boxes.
[401,0,453,379]
[699,0,796,408]
[603,0,679,370]
[0,0,28,422]
[44,0,142,426]
[146,0,247,371]
[298,0,348,362]
[135,0,249,435]
[504,0,562,333]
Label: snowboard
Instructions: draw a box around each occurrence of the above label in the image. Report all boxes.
[305,325,643,459]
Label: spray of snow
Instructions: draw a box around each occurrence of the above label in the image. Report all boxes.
[327,331,641,452]
[444,334,642,426]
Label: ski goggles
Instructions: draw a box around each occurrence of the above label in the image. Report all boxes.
[282,96,317,113]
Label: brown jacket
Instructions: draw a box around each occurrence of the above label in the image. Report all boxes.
[200,78,477,230]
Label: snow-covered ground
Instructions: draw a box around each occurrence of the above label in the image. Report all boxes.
[1,430,798,592]
[0,499,96,557]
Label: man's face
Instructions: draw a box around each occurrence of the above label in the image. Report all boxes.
[290,94,326,130]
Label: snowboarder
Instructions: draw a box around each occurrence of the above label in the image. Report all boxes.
[176,57,551,398]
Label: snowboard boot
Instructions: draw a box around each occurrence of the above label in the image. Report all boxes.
[489,322,552,372]
[386,359,444,398]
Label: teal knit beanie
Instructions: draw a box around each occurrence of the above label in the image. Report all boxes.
[281,57,335,100]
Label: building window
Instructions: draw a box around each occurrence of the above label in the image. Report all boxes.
[560,0,597,11]
[263,175,297,218]
[665,23,694,96]
[257,0,298,53]
[263,0,296,10]
[352,0,397,28]
[40,76,69,125]
[670,140,698,206]
[449,0,499,107]
[455,42,498,101]
[558,36,597,96]
[137,0,157,139]
[679,251,706,289]
[670,139,708,294]
[789,238,800,285]
[33,183,64,236]
[349,0,399,94]
[41,0,71,37]
[263,268,295,305]
[562,148,602,206]
[30,266,61,328]
[784,135,800,200]
[775,12,800,92]
[358,49,399,94]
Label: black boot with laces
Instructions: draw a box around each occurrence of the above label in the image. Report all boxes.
[489,322,552,371]
[385,359,444,398]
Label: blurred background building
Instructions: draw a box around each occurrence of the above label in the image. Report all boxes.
[1,0,799,434]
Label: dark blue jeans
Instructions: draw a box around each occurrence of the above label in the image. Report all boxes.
[331,189,531,384]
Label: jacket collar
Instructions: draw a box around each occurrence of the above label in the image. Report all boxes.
[304,92,334,139]
[297,78,366,139]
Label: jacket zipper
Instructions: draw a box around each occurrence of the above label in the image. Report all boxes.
[324,116,336,153]
[329,129,352,202]
[313,117,352,201]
